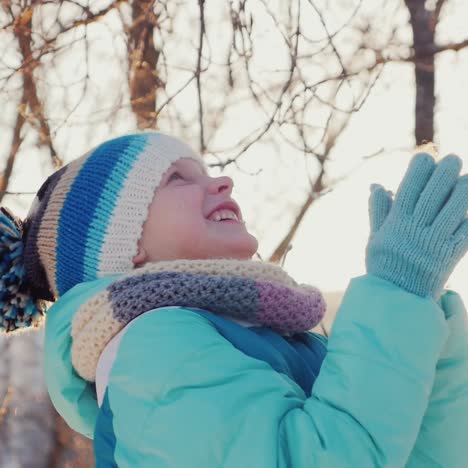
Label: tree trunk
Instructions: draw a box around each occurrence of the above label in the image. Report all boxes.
[405,0,436,145]
[0,5,57,466]
[128,0,161,129]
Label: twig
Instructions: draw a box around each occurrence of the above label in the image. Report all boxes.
[196,0,206,152]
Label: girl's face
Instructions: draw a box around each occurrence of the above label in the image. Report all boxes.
[133,158,258,265]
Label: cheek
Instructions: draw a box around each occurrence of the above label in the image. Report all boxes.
[152,189,205,234]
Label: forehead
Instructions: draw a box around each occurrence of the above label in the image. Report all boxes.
[173,157,208,175]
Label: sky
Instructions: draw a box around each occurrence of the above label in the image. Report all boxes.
[200,0,468,305]
[1,0,467,307]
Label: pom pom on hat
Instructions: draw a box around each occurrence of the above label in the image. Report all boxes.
[0,207,45,334]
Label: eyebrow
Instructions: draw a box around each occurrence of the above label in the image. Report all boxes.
[183,160,208,176]
[164,161,208,183]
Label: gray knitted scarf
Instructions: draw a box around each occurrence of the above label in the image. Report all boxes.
[71,259,327,381]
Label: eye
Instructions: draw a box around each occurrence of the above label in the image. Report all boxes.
[168,171,184,182]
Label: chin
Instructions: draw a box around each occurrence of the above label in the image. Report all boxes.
[220,234,258,260]
[186,229,258,260]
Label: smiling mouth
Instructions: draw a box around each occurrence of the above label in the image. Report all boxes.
[207,206,242,222]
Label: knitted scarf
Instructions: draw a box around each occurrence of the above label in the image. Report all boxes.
[70,259,326,382]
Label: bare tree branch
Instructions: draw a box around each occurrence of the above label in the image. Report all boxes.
[45,0,129,38]
[0,92,26,204]
[434,0,447,23]
[435,38,468,54]
[14,6,61,167]
[267,64,379,264]
[268,173,324,264]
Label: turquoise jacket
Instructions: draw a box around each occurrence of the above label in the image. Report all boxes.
[44,274,468,467]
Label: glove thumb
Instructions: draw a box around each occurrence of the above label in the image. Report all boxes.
[369,184,393,233]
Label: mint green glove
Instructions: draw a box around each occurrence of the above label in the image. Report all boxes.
[366,153,468,299]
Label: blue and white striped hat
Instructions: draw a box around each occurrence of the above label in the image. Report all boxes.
[23,132,205,300]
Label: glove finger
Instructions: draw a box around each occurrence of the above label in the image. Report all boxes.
[433,175,468,235]
[393,153,436,215]
[413,155,462,225]
[452,217,468,256]
[369,184,393,233]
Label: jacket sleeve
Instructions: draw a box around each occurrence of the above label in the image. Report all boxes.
[406,290,468,468]
[95,274,448,468]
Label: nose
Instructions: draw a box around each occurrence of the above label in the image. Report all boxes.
[207,175,233,195]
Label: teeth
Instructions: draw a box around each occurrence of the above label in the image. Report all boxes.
[209,209,239,222]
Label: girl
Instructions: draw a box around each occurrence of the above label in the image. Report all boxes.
[1,131,467,467]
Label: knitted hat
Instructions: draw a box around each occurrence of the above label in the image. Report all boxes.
[0,132,205,332]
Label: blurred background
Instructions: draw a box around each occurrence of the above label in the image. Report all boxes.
[1,0,467,466]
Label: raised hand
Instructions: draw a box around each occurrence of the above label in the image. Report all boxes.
[366,153,468,299]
